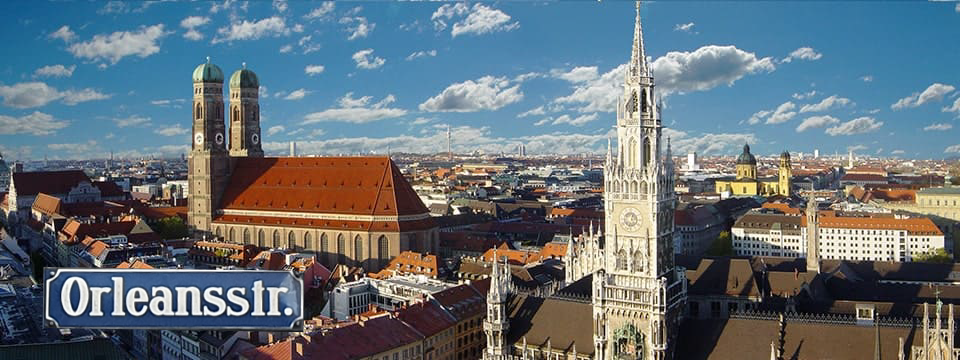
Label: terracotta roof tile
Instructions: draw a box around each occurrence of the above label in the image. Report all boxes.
[31,193,63,216]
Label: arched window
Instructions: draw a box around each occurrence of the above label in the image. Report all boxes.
[642,137,651,167]
[633,251,644,272]
[630,181,638,194]
[616,250,628,271]
[337,234,346,264]
[257,230,265,248]
[304,232,312,251]
[195,103,202,119]
[354,235,364,264]
[320,233,329,253]
[641,88,648,113]
[214,227,222,239]
[628,138,637,168]
[272,230,281,249]
[228,228,235,243]
[378,235,389,261]
[233,107,240,123]
[242,229,250,244]
[288,231,296,250]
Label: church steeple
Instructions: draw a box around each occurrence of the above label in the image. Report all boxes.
[629,1,650,79]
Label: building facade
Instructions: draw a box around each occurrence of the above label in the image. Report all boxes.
[186,60,438,272]
[715,147,792,198]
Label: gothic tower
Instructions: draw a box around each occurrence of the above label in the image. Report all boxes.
[778,151,791,196]
[595,2,686,359]
[228,63,264,158]
[188,58,230,233]
[483,251,511,360]
[806,194,820,273]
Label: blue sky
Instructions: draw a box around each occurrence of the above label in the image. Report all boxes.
[1,1,959,160]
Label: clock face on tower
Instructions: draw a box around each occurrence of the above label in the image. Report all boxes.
[215,132,224,145]
[251,133,260,145]
[194,133,204,146]
[619,207,642,232]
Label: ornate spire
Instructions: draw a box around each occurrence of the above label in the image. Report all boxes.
[629,1,649,79]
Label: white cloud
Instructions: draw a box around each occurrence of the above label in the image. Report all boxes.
[891,83,956,110]
[891,150,905,155]
[405,50,437,61]
[825,116,883,136]
[551,66,599,83]
[537,113,599,127]
[154,124,189,136]
[267,125,285,136]
[284,89,309,101]
[279,44,293,53]
[49,25,76,42]
[552,45,776,112]
[746,110,771,125]
[180,16,211,41]
[352,49,385,69]
[651,45,775,95]
[34,64,76,78]
[673,22,695,33]
[304,2,335,20]
[946,144,960,153]
[432,3,518,37]
[411,117,433,125]
[517,106,546,118]
[781,47,822,63]
[297,35,321,54]
[799,95,853,113]
[273,0,287,13]
[795,115,839,132]
[670,131,756,155]
[0,82,110,108]
[419,76,523,112]
[860,75,873,82]
[213,16,292,43]
[49,141,98,154]
[791,90,817,100]
[67,24,168,65]
[765,102,797,124]
[956,3,960,13]
[302,92,407,124]
[113,115,151,128]
[0,111,69,135]
[339,16,375,40]
[304,64,325,76]
[847,144,868,152]
[941,97,960,117]
[923,123,953,131]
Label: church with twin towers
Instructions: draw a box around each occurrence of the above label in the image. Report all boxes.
[186,59,438,272]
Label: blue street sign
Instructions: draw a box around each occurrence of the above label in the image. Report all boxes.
[44,268,304,330]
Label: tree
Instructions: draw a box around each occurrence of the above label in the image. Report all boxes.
[152,216,189,240]
[706,231,733,257]
[914,247,953,264]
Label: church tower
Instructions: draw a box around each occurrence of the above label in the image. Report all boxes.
[188,58,230,233]
[595,2,686,359]
[483,251,511,360]
[805,194,820,273]
[778,151,791,196]
[735,144,758,180]
[228,64,263,157]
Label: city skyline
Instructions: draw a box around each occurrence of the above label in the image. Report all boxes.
[1,1,959,160]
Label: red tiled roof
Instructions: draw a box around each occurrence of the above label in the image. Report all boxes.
[378,251,441,277]
[116,259,155,269]
[808,215,943,236]
[139,206,188,221]
[213,214,436,232]
[539,242,567,259]
[12,170,90,196]
[396,301,457,338]
[219,157,428,216]
[31,193,63,216]
[840,173,888,182]
[60,220,140,244]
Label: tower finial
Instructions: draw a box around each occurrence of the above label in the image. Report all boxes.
[206,56,211,64]
[242,62,247,69]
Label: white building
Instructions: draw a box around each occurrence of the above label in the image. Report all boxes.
[325,274,455,320]
[732,208,945,262]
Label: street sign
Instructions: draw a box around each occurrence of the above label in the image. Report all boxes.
[44,268,304,330]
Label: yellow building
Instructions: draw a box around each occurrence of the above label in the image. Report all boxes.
[715,144,792,197]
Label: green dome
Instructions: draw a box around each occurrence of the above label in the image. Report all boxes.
[736,144,757,165]
[192,61,224,83]
[230,67,259,89]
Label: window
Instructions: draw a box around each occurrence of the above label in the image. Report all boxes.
[304,232,312,251]
[273,230,281,248]
[228,228,235,243]
[337,234,346,264]
[288,232,296,250]
[378,235,389,261]
[355,235,364,265]
[243,229,250,244]
[257,230,265,248]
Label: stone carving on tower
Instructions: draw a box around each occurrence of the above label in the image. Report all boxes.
[188,58,231,233]
[566,2,687,359]
[908,301,960,360]
[228,63,264,158]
